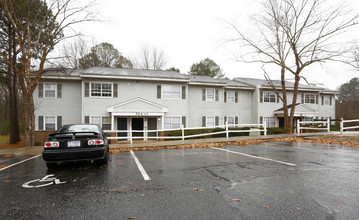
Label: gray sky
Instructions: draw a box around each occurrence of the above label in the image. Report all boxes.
[73,0,359,89]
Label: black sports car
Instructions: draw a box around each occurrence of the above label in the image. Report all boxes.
[42,124,109,168]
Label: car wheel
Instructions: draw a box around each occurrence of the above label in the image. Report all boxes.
[95,152,108,165]
[46,162,57,168]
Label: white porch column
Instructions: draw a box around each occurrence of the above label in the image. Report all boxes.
[111,114,114,131]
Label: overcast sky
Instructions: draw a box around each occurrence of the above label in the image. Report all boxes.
[72,0,359,89]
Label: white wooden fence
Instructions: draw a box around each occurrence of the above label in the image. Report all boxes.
[105,122,267,144]
[297,118,330,134]
[340,118,359,134]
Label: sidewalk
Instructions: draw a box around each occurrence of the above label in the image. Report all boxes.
[1,132,343,156]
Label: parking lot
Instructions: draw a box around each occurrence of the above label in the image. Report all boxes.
[1,141,359,219]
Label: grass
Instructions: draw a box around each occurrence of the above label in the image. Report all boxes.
[0,135,9,146]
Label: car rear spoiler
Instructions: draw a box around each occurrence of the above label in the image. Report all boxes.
[49,131,100,137]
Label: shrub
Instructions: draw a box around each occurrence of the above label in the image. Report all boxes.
[212,127,226,138]
[0,121,10,135]
[267,127,284,135]
[330,123,340,131]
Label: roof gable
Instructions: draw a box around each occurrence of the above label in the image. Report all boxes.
[107,97,168,113]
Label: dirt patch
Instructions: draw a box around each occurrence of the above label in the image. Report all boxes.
[0,154,15,158]
[0,140,25,149]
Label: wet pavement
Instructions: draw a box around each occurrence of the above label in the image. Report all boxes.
[1,141,359,219]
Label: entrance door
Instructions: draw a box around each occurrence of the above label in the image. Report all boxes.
[279,118,284,128]
[117,118,127,141]
[132,118,144,137]
[147,118,157,138]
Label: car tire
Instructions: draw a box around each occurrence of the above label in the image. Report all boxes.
[46,162,57,168]
[95,152,108,165]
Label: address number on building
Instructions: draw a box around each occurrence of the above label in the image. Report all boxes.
[136,112,149,116]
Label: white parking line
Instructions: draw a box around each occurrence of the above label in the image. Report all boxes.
[211,147,296,166]
[130,151,151,181]
[0,154,41,171]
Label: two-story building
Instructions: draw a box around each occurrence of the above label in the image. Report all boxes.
[34,67,336,138]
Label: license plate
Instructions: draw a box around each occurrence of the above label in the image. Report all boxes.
[68,141,81,147]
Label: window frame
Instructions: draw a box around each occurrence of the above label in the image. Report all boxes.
[44,83,57,98]
[324,96,330,105]
[304,93,316,104]
[227,116,235,126]
[206,116,215,127]
[90,115,112,130]
[206,88,215,102]
[90,82,113,98]
[263,117,275,127]
[263,91,276,103]
[161,85,182,100]
[227,91,235,103]
[164,116,181,129]
[44,115,57,130]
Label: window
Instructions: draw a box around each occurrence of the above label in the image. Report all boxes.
[304,117,313,121]
[304,93,316,104]
[206,88,215,101]
[206,116,215,127]
[44,83,56,98]
[264,117,275,127]
[90,116,111,130]
[91,82,112,97]
[324,96,330,105]
[227,91,235,103]
[164,116,181,129]
[45,116,56,130]
[162,85,181,99]
[227,116,235,126]
[263,92,276,103]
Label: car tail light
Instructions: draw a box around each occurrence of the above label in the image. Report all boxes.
[44,141,60,148]
[88,139,104,146]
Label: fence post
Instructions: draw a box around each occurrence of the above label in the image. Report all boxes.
[340,118,343,134]
[129,124,133,144]
[327,118,330,133]
[263,121,267,136]
[181,124,184,141]
[297,119,300,134]
[225,121,229,138]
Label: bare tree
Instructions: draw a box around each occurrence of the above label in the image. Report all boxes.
[134,44,168,70]
[0,0,96,147]
[227,0,359,133]
[58,36,90,69]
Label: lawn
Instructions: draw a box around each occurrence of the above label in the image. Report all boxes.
[0,135,9,146]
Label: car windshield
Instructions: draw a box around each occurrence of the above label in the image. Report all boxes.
[58,124,101,133]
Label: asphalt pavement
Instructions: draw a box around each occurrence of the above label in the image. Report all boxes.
[1,139,359,219]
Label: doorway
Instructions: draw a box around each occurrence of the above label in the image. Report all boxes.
[117,118,127,141]
[132,118,144,137]
[147,117,158,138]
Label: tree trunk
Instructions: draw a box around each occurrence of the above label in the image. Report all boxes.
[22,92,34,147]
[8,28,21,144]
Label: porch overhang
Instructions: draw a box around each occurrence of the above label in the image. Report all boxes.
[273,103,318,117]
[107,97,168,116]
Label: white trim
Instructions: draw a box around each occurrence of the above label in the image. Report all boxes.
[44,115,57,131]
[206,116,215,127]
[161,84,182,100]
[206,88,215,102]
[189,82,226,86]
[44,82,57,98]
[107,97,168,113]
[89,82,113,98]
[303,93,316,104]
[227,91,235,103]
[164,116,181,129]
[40,76,81,80]
[227,116,235,126]
[81,74,189,83]
[263,91,276,103]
